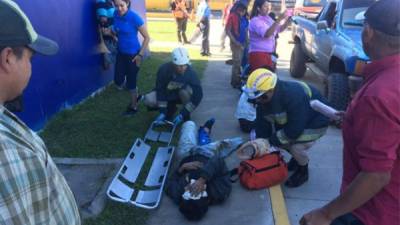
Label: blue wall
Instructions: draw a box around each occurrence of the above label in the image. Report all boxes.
[15,0,146,130]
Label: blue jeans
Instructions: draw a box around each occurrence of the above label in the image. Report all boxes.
[177,121,243,160]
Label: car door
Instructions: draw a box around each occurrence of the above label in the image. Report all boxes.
[312,1,337,71]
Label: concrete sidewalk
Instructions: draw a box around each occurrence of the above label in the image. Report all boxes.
[147,30,276,225]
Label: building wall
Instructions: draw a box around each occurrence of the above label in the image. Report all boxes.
[14,0,146,130]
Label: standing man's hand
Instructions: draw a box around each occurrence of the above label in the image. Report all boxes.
[334,111,346,122]
[300,208,332,225]
[333,110,346,127]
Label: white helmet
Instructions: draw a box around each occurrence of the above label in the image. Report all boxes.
[172,47,190,65]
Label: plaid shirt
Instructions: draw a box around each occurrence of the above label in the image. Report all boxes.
[0,105,80,225]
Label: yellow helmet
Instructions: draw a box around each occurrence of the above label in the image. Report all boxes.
[243,68,277,99]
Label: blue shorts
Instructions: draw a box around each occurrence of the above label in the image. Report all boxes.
[114,52,140,90]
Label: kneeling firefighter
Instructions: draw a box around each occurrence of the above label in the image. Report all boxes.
[142,47,203,125]
[243,68,330,187]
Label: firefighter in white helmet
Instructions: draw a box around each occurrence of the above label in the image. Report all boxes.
[244,68,330,187]
[140,47,203,125]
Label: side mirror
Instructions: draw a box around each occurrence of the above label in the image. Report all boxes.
[317,20,329,31]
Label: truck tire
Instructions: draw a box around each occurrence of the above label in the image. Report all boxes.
[290,42,307,78]
[327,73,350,111]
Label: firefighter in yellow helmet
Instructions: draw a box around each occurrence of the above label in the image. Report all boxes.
[243,68,330,187]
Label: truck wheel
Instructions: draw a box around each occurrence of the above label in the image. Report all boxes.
[327,73,350,111]
[290,42,307,78]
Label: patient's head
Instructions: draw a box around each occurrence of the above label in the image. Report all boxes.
[179,197,209,221]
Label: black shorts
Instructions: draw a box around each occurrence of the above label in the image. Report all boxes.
[114,52,140,90]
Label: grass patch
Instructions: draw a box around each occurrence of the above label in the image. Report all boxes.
[41,47,206,158]
[147,19,198,42]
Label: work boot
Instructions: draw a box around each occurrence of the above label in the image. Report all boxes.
[287,157,299,171]
[285,164,309,188]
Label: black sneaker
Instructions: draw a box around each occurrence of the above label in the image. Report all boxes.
[287,157,299,171]
[203,118,215,131]
[285,164,309,188]
[123,107,138,116]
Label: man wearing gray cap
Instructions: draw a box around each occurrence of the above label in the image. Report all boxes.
[300,0,400,225]
[0,0,80,224]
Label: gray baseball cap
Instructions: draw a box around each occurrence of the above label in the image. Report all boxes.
[365,0,400,36]
[0,0,59,55]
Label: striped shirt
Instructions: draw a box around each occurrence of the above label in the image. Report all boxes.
[0,105,80,225]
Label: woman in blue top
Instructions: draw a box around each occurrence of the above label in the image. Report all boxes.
[111,0,150,115]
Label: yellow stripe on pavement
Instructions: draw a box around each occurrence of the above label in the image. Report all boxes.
[269,185,291,225]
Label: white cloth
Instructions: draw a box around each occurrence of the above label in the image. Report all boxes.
[235,93,256,121]
[182,179,208,200]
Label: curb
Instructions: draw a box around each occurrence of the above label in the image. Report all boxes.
[54,158,123,219]
[53,157,123,165]
[269,185,291,225]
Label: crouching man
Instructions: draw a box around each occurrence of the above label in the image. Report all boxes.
[141,47,203,125]
[243,68,330,187]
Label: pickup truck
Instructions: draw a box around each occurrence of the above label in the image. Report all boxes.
[290,0,374,110]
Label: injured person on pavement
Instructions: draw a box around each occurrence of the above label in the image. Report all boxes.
[165,120,243,221]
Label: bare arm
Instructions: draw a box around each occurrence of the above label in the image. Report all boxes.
[264,12,287,38]
[279,17,291,32]
[138,25,150,56]
[301,171,391,225]
[132,25,150,65]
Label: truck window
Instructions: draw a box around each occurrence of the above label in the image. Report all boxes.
[318,2,336,27]
[341,0,377,29]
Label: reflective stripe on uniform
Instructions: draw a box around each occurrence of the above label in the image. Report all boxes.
[276,127,328,145]
[298,81,312,98]
[158,101,167,108]
[273,112,287,125]
[184,102,196,112]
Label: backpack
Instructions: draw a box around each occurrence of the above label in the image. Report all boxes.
[236,152,288,190]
